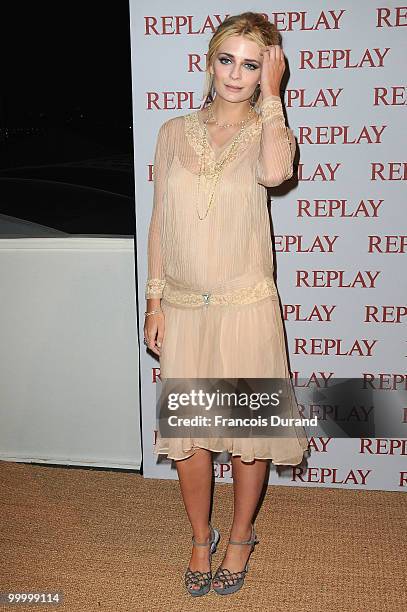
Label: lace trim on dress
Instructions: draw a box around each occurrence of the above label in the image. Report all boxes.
[145,278,166,299]
[184,98,290,174]
[162,277,278,307]
[184,111,262,175]
[259,96,284,123]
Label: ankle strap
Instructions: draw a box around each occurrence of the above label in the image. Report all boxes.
[229,525,257,546]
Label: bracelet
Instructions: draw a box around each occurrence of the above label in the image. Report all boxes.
[145,308,162,316]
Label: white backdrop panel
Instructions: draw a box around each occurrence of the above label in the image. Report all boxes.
[130,0,406,491]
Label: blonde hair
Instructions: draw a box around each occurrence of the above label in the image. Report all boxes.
[201,12,282,110]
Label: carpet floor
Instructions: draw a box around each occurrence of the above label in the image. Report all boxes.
[0,461,406,611]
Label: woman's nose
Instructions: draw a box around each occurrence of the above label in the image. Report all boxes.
[230,65,242,79]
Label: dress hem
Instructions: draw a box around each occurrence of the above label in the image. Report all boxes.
[153,442,309,466]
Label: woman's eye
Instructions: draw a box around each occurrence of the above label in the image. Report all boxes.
[219,57,258,70]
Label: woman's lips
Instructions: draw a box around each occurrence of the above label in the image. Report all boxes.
[225,84,242,91]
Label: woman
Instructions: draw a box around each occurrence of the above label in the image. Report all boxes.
[143,12,309,597]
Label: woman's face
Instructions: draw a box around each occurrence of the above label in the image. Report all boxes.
[209,34,263,103]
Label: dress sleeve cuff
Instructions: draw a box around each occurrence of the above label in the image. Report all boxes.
[145,278,166,299]
[259,95,284,122]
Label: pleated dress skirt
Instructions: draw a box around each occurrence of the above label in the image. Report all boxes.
[153,290,309,465]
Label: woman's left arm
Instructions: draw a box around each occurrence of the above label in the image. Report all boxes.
[256,45,296,188]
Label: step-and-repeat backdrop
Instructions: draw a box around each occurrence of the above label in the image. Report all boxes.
[130,1,406,491]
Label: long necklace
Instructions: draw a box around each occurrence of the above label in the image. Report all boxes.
[196,103,254,220]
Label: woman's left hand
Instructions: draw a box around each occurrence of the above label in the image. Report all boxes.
[259,45,286,98]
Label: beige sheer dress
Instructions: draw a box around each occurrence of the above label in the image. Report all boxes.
[145,95,309,465]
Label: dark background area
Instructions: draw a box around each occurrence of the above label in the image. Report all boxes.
[0,2,135,236]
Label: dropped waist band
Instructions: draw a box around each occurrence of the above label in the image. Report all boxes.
[161,277,278,308]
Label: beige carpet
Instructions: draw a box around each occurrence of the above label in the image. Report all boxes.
[0,460,406,612]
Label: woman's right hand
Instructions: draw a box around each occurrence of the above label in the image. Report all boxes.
[144,309,165,357]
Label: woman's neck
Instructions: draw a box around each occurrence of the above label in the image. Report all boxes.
[207,97,252,125]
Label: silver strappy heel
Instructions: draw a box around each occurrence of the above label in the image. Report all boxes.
[212,524,259,595]
[184,524,220,597]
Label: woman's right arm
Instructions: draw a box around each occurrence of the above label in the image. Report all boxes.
[144,121,170,356]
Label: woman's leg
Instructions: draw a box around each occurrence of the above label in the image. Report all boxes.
[212,457,268,586]
[175,448,214,590]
